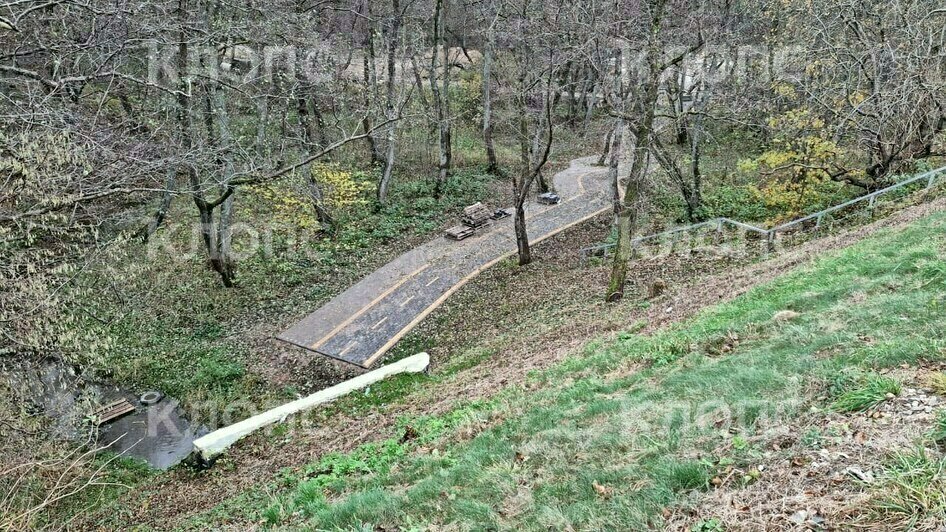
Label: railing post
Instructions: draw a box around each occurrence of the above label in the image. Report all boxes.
[868,195,876,219]
[815,214,823,230]
[766,230,776,254]
[929,172,937,190]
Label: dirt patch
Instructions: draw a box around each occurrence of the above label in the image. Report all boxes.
[668,364,946,531]
[78,195,946,530]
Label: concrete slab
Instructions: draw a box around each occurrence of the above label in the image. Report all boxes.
[192,353,430,462]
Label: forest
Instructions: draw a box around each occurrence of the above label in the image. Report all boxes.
[2,0,946,529]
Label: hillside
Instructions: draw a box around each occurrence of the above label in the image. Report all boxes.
[219,203,946,530]
[4,0,946,528]
[63,195,946,530]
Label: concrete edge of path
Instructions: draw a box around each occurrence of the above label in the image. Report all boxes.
[192,353,430,463]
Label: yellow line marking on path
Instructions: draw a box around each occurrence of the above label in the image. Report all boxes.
[338,341,357,357]
[361,200,611,368]
[372,317,388,330]
[425,276,440,287]
[310,263,430,350]
[400,296,415,307]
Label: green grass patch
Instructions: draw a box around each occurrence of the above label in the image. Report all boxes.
[190,197,946,529]
[930,410,946,446]
[870,448,946,529]
[828,370,901,413]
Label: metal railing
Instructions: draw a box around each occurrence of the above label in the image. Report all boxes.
[581,165,946,258]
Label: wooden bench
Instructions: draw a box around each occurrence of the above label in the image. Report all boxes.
[445,225,476,241]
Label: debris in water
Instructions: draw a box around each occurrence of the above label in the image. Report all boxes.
[139,391,164,406]
[92,398,136,425]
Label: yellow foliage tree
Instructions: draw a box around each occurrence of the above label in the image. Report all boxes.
[744,107,861,220]
[248,163,372,232]
[312,163,372,211]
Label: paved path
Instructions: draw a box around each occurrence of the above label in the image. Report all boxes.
[277,157,612,368]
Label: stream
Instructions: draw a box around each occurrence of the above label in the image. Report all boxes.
[2,358,206,470]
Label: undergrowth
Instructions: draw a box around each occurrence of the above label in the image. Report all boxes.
[187,194,946,530]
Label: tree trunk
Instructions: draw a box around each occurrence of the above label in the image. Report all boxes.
[255,90,269,157]
[514,198,530,265]
[608,120,624,216]
[482,32,499,175]
[307,173,334,231]
[443,39,452,172]
[378,124,397,204]
[217,191,235,281]
[297,87,334,229]
[298,96,316,148]
[581,66,597,127]
[566,63,578,124]
[652,133,701,223]
[670,67,688,145]
[139,166,176,242]
[362,25,384,166]
[430,0,450,196]
[206,83,238,286]
[377,0,401,205]
[606,190,638,301]
[174,0,235,288]
[607,76,659,301]
[597,127,614,166]
[687,110,704,220]
[531,110,552,193]
[192,194,235,287]
[310,97,328,148]
[512,62,534,266]
[510,39,555,267]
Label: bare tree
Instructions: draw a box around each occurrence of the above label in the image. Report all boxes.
[604,0,703,301]
[377,0,405,204]
[429,0,453,195]
[480,2,502,175]
[802,0,946,188]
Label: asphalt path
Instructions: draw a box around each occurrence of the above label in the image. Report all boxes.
[277,157,612,367]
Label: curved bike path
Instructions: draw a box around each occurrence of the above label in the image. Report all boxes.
[277,157,612,368]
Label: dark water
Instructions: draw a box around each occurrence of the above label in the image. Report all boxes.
[97,393,207,469]
[2,359,205,469]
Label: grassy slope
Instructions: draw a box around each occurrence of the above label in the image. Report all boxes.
[207,209,946,530]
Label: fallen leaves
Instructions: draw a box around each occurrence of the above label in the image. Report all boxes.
[592,480,613,499]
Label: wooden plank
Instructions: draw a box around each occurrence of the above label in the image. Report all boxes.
[462,202,493,227]
[445,225,475,240]
[93,398,136,425]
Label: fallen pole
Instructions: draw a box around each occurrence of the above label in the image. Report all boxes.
[192,353,430,463]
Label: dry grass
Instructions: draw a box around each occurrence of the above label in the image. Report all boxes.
[73,182,946,530]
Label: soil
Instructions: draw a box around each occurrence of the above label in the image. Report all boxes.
[667,363,946,531]
[77,194,946,530]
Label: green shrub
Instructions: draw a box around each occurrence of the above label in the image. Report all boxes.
[700,185,769,222]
